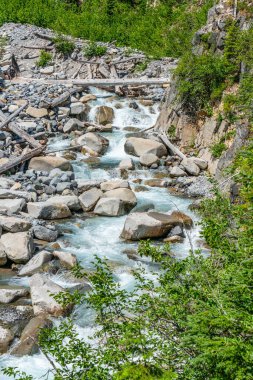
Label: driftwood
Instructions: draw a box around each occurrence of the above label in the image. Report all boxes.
[10,132,46,146]
[40,88,83,109]
[0,103,27,130]
[0,146,45,175]
[7,123,41,149]
[159,132,186,160]
[21,45,54,51]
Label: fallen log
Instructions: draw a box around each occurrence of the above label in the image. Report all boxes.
[159,132,186,160]
[0,146,45,175]
[40,88,83,109]
[0,103,28,130]
[21,45,54,51]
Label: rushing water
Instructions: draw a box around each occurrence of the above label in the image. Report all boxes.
[0,88,202,378]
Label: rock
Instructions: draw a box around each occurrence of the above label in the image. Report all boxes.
[181,158,200,176]
[95,106,114,125]
[167,225,185,238]
[170,166,187,177]
[185,176,213,198]
[77,132,109,155]
[120,211,189,241]
[0,189,33,202]
[9,315,52,356]
[124,137,167,158]
[76,179,102,192]
[0,242,7,266]
[0,198,26,213]
[63,118,84,133]
[30,274,72,316]
[1,231,34,263]
[192,157,208,170]
[100,180,129,192]
[139,153,159,167]
[0,287,29,304]
[27,202,72,220]
[29,156,72,172]
[18,250,53,276]
[0,325,14,353]
[164,235,184,243]
[46,195,81,211]
[94,197,129,217]
[26,107,48,118]
[53,250,77,269]
[119,158,134,170]
[33,225,58,242]
[144,179,171,187]
[80,94,97,103]
[40,66,54,75]
[170,211,193,228]
[79,188,103,211]
[0,178,15,189]
[103,188,137,208]
[0,216,32,233]
[70,102,85,116]
[0,305,33,336]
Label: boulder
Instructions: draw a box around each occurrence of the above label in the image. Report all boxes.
[1,231,34,263]
[63,118,84,133]
[79,188,103,212]
[170,211,193,228]
[167,225,185,238]
[124,137,167,158]
[40,66,54,75]
[0,242,7,266]
[100,180,129,192]
[18,250,53,277]
[26,107,48,118]
[0,189,33,202]
[181,158,200,176]
[70,102,85,116]
[76,179,102,192]
[53,250,77,269]
[27,202,72,220]
[0,216,32,233]
[0,178,15,189]
[0,287,29,304]
[0,198,26,214]
[80,94,97,103]
[120,211,189,241]
[29,156,72,172]
[164,235,184,243]
[170,166,187,177]
[192,157,208,170]
[33,225,58,242]
[30,274,72,316]
[9,315,52,356]
[0,325,14,353]
[95,106,114,125]
[103,188,137,207]
[139,153,159,167]
[0,305,33,336]
[94,197,128,217]
[119,158,134,170]
[46,195,81,211]
[77,132,109,155]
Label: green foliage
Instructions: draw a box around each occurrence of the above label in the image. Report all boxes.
[113,364,177,380]
[134,59,149,72]
[53,35,75,56]
[36,50,52,67]
[2,368,32,380]
[210,141,227,158]
[83,42,107,58]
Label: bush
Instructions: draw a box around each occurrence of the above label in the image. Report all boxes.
[83,42,107,58]
[210,141,227,158]
[53,35,75,56]
[36,50,52,67]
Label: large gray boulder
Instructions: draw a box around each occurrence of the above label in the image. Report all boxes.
[76,179,102,192]
[27,202,72,220]
[0,198,26,214]
[29,156,72,172]
[103,188,137,208]
[120,211,191,241]
[63,118,84,133]
[46,195,81,211]
[124,137,167,158]
[0,325,14,353]
[0,216,32,233]
[181,158,200,176]
[0,189,34,202]
[1,231,34,263]
[0,305,33,336]
[94,197,128,217]
[139,153,159,167]
[53,250,77,269]
[170,166,187,177]
[0,287,29,304]
[0,178,15,189]
[79,188,103,212]
[18,250,53,277]
[100,179,129,192]
[0,242,7,266]
[33,225,58,242]
[119,158,134,170]
[95,106,114,125]
[30,274,72,316]
[77,132,109,155]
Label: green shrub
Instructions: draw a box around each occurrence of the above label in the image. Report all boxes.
[210,141,227,158]
[53,35,75,56]
[83,42,107,58]
[36,50,52,67]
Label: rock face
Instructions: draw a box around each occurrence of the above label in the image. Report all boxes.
[1,231,34,263]
[95,106,114,125]
[94,197,128,217]
[0,287,29,304]
[103,188,137,207]
[124,137,167,158]
[139,153,159,167]
[77,132,109,155]
[53,250,77,269]
[18,250,53,277]
[9,315,52,356]
[120,211,192,240]
[30,274,71,316]
[0,216,32,233]
[0,325,14,353]
[79,188,103,211]
[0,198,26,214]
[27,202,72,220]
[29,156,72,172]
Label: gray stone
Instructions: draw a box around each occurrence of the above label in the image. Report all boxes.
[1,231,34,263]
[77,132,109,155]
[0,242,7,266]
[53,250,77,269]
[119,158,134,170]
[0,287,29,304]
[124,137,167,158]
[170,166,187,177]
[95,106,114,125]
[103,188,137,207]
[100,179,129,192]
[0,325,14,353]
[76,179,102,192]
[139,153,159,167]
[33,225,58,242]
[0,198,26,214]
[192,157,208,170]
[79,188,103,211]
[181,158,200,176]
[63,118,84,133]
[27,202,72,220]
[18,250,53,277]
[29,156,72,172]
[94,197,128,216]
[0,216,32,233]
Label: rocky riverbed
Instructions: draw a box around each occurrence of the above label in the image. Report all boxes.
[0,23,213,378]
